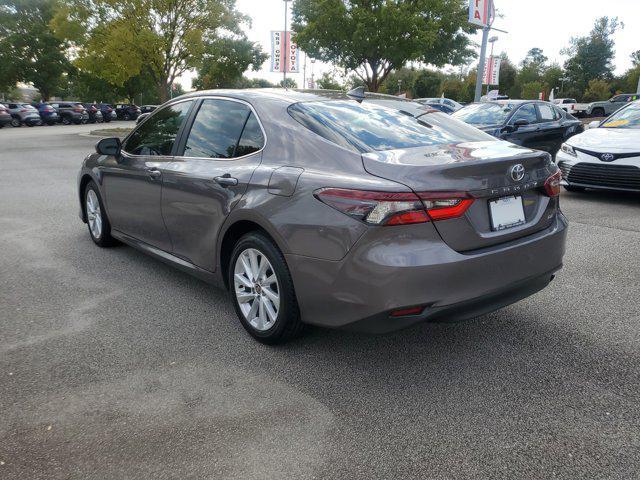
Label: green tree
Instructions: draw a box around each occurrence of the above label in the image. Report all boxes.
[0,0,70,100]
[562,17,621,95]
[192,37,267,90]
[380,68,418,95]
[292,0,475,92]
[518,48,548,85]
[55,0,247,102]
[279,78,297,89]
[497,54,518,98]
[316,72,343,90]
[413,69,443,98]
[521,81,544,100]
[630,50,640,67]
[542,63,564,96]
[583,79,611,102]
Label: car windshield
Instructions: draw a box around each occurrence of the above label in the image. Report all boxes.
[452,102,515,126]
[289,100,491,152]
[601,102,640,129]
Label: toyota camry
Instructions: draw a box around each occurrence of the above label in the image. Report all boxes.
[77,89,567,343]
[557,100,640,192]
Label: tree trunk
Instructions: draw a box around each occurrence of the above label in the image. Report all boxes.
[157,81,169,103]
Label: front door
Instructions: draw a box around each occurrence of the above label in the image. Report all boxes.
[101,100,194,251]
[534,103,565,154]
[161,98,265,272]
[503,103,542,149]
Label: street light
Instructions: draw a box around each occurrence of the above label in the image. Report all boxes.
[310,58,316,89]
[283,0,290,87]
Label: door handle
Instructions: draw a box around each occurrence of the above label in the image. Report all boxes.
[214,175,239,187]
[147,168,162,179]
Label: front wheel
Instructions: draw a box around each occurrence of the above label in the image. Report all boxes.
[84,182,117,247]
[591,108,605,117]
[229,233,303,344]
[62,116,70,125]
[10,117,21,127]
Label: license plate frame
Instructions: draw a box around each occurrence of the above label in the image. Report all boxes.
[489,195,526,231]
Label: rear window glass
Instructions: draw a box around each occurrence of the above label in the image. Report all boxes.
[288,101,489,152]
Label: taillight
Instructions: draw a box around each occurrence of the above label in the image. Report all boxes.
[20,108,27,112]
[74,107,83,112]
[314,188,473,226]
[543,170,562,197]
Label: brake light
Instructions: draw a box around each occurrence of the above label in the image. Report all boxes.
[390,306,424,317]
[543,170,562,197]
[74,107,83,112]
[314,188,473,226]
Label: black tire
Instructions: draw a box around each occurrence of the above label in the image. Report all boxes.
[74,118,83,125]
[564,185,586,193]
[228,232,303,344]
[62,116,71,125]
[10,117,21,127]
[84,181,117,247]
[592,108,605,117]
[124,113,131,121]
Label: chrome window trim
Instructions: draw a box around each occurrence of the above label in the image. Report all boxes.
[121,98,196,158]
[174,95,268,162]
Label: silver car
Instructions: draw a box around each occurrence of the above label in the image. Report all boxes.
[77,89,567,343]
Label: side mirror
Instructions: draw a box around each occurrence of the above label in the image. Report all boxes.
[96,137,121,156]
[587,120,600,130]
[512,118,529,130]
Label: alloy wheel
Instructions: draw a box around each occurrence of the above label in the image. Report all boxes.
[233,248,280,331]
[86,190,102,240]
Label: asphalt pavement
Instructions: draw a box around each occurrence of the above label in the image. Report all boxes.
[1,123,639,479]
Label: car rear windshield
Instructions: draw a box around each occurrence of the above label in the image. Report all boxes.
[288,100,491,152]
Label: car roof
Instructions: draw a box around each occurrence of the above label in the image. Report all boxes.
[176,88,420,106]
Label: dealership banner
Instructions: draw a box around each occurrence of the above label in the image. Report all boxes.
[469,0,494,27]
[482,56,501,85]
[270,31,299,73]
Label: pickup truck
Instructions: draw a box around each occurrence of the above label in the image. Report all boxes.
[553,98,579,115]
[573,93,640,117]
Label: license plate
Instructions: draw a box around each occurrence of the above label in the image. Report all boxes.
[489,195,525,231]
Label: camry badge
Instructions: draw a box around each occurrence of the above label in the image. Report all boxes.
[510,164,525,182]
[601,153,615,162]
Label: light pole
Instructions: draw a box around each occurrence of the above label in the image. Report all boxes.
[560,77,569,93]
[485,36,498,95]
[474,0,499,102]
[398,79,403,95]
[310,58,315,89]
[283,0,290,87]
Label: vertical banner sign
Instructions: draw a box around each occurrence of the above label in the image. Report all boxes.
[469,0,493,27]
[271,31,299,73]
[482,56,501,85]
[270,31,283,72]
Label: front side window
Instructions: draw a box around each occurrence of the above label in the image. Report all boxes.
[123,101,193,156]
[510,104,538,124]
[183,99,255,159]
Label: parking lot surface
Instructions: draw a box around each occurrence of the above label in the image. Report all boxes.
[1,125,639,479]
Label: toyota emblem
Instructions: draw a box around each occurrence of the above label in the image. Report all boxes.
[510,164,525,182]
[601,153,615,162]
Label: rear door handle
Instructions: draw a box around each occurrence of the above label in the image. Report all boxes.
[214,175,239,187]
[147,168,162,179]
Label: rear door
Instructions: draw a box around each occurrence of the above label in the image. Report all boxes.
[101,100,194,250]
[161,98,265,272]
[534,102,565,154]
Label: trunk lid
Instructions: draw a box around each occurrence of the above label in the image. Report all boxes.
[362,140,558,252]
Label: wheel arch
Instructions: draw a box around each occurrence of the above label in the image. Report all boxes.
[217,213,290,290]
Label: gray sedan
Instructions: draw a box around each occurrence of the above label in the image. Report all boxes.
[77,89,567,343]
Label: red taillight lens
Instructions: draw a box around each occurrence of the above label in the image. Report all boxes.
[315,188,428,226]
[314,188,473,226]
[390,306,424,317]
[74,107,83,112]
[544,170,562,197]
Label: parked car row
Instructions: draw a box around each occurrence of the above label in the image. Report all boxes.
[0,101,150,127]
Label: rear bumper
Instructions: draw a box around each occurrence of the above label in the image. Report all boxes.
[286,214,567,332]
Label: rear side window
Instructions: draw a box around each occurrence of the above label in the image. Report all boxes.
[123,101,193,156]
[183,99,262,159]
[537,104,558,121]
[288,101,480,152]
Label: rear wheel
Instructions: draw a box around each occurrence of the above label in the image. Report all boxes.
[124,113,131,121]
[62,116,71,125]
[229,233,303,344]
[84,181,117,247]
[10,117,21,127]
[592,107,605,117]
